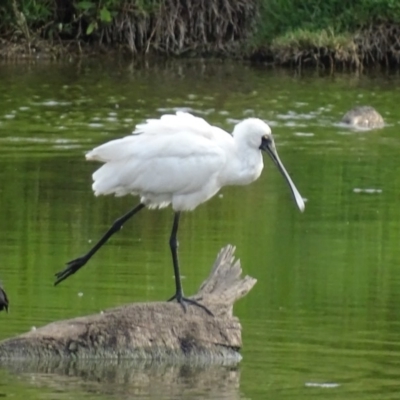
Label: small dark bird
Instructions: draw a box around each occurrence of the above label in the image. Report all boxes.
[0,285,9,313]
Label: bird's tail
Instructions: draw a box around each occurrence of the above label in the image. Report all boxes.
[91,161,130,196]
[86,136,136,163]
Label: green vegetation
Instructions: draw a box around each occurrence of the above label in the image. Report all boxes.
[0,0,256,56]
[258,0,400,41]
[254,0,400,66]
[1,0,400,66]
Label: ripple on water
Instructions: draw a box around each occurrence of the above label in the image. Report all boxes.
[34,100,72,106]
[305,382,341,388]
[277,110,319,120]
[284,121,308,127]
[353,188,383,194]
[156,106,216,116]
[225,117,241,125]
[243,109,255,116]
[0,136,89,145]
[88,123,104,128]
[294,102,309,107]
[294,132,315,137]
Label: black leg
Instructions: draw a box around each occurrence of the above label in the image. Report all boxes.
[0,286,8,313]
[54,203,145,286]
[170,212,183,298]
[167,212,213,316]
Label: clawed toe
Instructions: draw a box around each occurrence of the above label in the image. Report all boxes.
[54,257,88,286]
[167,293,213,316]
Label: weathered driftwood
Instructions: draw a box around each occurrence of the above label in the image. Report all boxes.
[0,245,256,361]
[341,106,384,129]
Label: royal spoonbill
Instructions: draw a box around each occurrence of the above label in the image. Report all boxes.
[55,112,305,315]
[0,284,8,313]
[341,106,384,129]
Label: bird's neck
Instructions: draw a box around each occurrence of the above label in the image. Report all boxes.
[222,146,264,186]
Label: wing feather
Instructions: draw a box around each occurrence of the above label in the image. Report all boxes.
[86,112,232,206]
[90,132,226,198]
[86,112,230,163]
[134,112,218,139]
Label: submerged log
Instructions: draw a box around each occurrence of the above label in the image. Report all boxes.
[0,245,256,361]
[341,106,384,129]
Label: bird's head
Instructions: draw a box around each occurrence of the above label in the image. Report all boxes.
[233,118,272,149]
[234,118,305,212]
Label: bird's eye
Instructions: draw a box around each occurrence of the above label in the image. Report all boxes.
[259,135,272,150]
[261,135,271,145]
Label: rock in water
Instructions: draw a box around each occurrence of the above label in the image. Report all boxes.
[341,106,384,129]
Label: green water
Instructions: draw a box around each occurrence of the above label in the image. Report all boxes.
[1,60,400,399]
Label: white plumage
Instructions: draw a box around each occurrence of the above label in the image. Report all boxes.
[86,112,304,211]
[55,112,304,314]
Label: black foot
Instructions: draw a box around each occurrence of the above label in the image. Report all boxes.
[54,256,88,286]
[168,293,214,316]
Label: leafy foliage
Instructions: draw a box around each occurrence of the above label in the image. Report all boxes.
[1,0,400,62]
[0,0,256,54]
[257,0,400,43]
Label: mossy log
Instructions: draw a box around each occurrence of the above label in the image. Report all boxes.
[0,245,256,361]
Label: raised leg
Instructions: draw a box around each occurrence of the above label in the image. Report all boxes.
[54,203,145,285]
[167,212,213,316]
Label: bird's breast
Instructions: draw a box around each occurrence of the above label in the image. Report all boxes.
[221,154,264,186]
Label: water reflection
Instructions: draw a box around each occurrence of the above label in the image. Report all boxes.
[1,359,240,400]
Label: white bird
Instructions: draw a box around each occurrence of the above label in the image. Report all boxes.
[55,112,305,315]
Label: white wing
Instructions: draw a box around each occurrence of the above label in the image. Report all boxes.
[88,131,228,206]
[133,112,221,139]
[86,112,230,163]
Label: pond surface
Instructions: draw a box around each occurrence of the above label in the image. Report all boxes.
[1,59,400,399]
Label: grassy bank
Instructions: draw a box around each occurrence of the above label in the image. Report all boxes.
[255,0,400,67]
[1,0,400,67]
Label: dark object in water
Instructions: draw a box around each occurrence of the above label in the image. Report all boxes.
[0,286,8,313]
[341,106,384,129]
